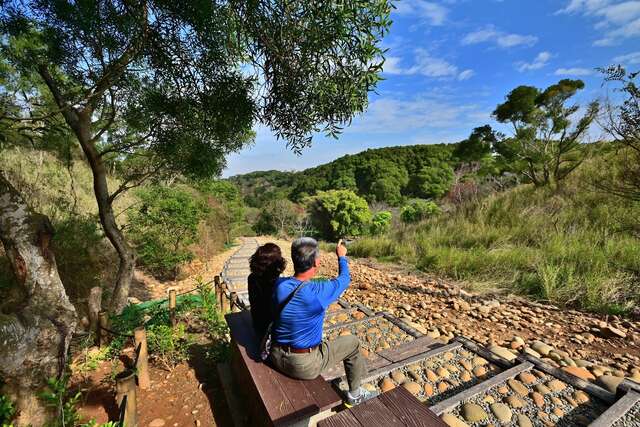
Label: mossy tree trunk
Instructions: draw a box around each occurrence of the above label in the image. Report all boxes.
[0,173,77,427]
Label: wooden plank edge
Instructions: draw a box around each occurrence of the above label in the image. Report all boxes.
[588,390,640,427]
[455,336,516,370]
[324,313,385,332]
[518,353,617,404]
[360,342,463,384]
[378,311,423,338]
[429,362,534,416]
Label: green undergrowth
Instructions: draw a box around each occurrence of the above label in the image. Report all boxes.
[350,158,640,314]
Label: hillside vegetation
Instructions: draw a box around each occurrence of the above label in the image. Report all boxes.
[349,151,640,313]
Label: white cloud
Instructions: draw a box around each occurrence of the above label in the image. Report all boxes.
[558,1,640,45]
[613,51,640,64]
[394,1,449,26]
[517,51,553,72]
[554,67,594,76]
[458,69,475,80]
[383,50,473,81]
[350,96,483,133]
[461,26,538,48]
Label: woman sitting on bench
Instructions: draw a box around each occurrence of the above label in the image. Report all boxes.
[248,243,287,340]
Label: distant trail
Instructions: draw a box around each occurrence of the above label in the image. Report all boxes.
[220,237,259,308]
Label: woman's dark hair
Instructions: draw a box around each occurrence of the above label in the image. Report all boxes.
[249,243,286,279]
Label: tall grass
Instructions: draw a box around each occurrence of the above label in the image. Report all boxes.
[350,158,640,314]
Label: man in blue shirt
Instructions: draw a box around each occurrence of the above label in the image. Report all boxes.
[270,237,376,407]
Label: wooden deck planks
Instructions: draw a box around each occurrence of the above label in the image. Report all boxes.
[379,387,449,427]
[377,336,438,363]
[350,395,405,427]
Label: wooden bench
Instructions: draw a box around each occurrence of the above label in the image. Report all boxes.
[225,311,342,426]
[318,387,448,427]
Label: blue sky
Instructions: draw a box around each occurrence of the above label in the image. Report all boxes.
[222,0,640,177]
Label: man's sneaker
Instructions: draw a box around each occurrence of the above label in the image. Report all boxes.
[344,388,379,408]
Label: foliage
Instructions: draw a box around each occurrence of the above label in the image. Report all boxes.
[194,281,230,362]
[128,185,208,278]
[492,79,599,188]
[597,66,640,201]
[253,199,302,237]
[0,393,15,427]
[146,324,193,370]
[348,152,640,313]
[196,180,246,244]
[369,211,392,235]
[407,160,454,199]
[400,200,440,223]
[230,144,457,206]
[308,190,372,239]
[454,125,500,164]
[39,376,113,427]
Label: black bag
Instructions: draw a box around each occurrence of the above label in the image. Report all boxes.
[259,281,309,361]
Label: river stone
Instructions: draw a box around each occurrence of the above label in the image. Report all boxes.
[426,369,439,382]
[460,370,472,382]
[507,379,528,396]
[518,372,537,385]
[402,381,421,396]
[531,391,545,407]
[409,370,421,381]
[562,366,596,381]
[597,375,624,393]
[461,403,487,422]
[490,403,512,423]
[441,414,470,427]
[523,347,541,358]
[534,383,552,395]
[149,419,166,427]
[438,382,449,393]
[460,359,473,371]
[547,379,566,392]
[391,371,406,383]
[505,395,525,408]
[532,341,553,356]
[497,385,510,395]
[380,378,396,392]
[437,367,451,378]
[516,414,533,427]
[473,366,487,377]
[489,345,517,361]
[473,357,488,366]
[553,407,564,417]
[424,383,434,397]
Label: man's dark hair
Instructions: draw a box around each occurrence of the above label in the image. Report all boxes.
[291,237,320,274]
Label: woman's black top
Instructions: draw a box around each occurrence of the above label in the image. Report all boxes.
[248,272,276,340]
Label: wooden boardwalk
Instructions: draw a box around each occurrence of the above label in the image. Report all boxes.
[217,239,640,427]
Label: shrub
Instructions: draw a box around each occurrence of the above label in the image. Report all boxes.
[369,211,392,235]
[400,200,440,223]
[308,190,372,239]
[128,185,208,278]
[146,324,193,370]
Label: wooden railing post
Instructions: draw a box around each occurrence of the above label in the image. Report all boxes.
[88,286,102,344]
[230,292,240,313]
[116,370,137,427]
[133,326,150,390]
[168,289,177,327]
[214,276,223,312]
[221,283,229,314]
[98,310,110,347]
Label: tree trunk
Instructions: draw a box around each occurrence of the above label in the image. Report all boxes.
[73,115,135,315]
[0,173,77,427]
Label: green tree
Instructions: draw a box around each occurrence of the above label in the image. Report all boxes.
[197,180,246,244]
[493,79,599,188]
[598,66,640,201]
[1,0,392,314]
[400,200,440,223]
[128,186,208,278]
[253,199,301,236]
[369,211,392,235]
[308,190,372,239]
[454,125,499,163]
[408,160,454,199]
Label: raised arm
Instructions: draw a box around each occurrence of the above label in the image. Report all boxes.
[314,240,351,308]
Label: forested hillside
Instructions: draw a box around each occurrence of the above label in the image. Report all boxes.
[230,143,458,206]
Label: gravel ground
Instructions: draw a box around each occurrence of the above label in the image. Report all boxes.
[612,402,640,427]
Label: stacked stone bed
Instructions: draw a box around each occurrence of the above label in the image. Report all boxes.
[324,308,370,327]
[324,316,414,357]
[612,403,640,427]
[442,368,609,426]
[336,348,503,407]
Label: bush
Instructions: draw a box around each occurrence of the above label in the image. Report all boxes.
[400,200,440,223]
[128,185,208,278]
[308,190,372,239]
[146,324,193,370]
[369,211,392,235]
